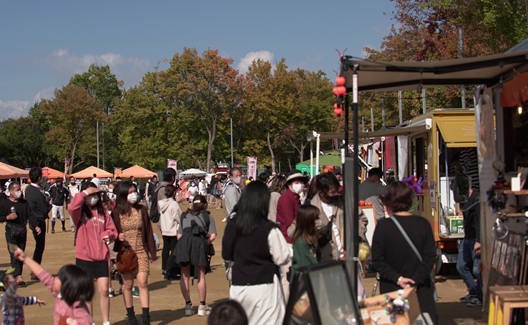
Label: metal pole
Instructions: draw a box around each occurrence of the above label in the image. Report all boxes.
[362,116,365,132]
[371,107,374,131]
[230,118,234,167]
[382,98,386,127]
[315,134,320,176]
[398,90,403,124]
[310,141,313,178]
[102,123,105,170]
[422,88,427,114]
[352,65,360,290]
[459,26,466,109]
[96,121,100,168]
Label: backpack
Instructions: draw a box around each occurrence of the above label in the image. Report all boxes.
[149,185,166,223]
[180,211,211,232]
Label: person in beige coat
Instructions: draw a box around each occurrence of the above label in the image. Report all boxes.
[288,172,368,262]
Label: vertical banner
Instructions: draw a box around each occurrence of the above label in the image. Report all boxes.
[385,136,397,169]
[114,168,122,179]
[474,85,496,309]
[247,157,257,180]
[397,136,409,180]
[167,159,178,182]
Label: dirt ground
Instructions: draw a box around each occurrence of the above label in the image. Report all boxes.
[0,201,484,324]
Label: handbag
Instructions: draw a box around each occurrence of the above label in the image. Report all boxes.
[391,217,438,302]
[6,223,27,238]
[116,245,138,274]
[207,243,215,256]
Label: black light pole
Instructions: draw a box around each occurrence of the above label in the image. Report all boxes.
[342,60,360,293]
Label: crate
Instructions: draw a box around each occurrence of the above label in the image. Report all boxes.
[447,216,464,234]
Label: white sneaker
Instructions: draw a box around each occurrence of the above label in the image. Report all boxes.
[222,218,227,222]
[197,304,212,316]
[185,303,193,316]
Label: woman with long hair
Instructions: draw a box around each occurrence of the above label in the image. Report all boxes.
[372,181,438,324]
[290,204,321,284]
[67,181,117,325]
[159,184,182,280]
[174,195,217,316]
[267,175,286,222]
[222,181,291,325]
[111,181,157,325]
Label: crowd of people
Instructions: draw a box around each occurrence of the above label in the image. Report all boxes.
[0,163,484,325]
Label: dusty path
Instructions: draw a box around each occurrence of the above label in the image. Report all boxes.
[0,201,483,324]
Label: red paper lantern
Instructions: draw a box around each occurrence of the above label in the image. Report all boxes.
[335,76,345,86]
[336,86,346,97]
[334,103,342,115]
[333,87,340,96]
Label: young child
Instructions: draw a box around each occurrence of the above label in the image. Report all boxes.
[290,205,322,285]
[13,248,94,325]
[1,268,46,325]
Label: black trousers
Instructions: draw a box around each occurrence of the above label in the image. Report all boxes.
[5,227,27,277]
[32,219,46,265]
[162,235,178,271]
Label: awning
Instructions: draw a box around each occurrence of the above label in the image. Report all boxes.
[340,51,528,93]
[437,121,477,148]
[500,71,528,107]
[319,119,430,141]
[120,165,157,178]
[70,166,113,179]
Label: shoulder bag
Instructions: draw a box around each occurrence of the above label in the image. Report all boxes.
[391,217,438,302]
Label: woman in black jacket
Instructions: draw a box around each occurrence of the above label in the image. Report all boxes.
[372,181,438,324]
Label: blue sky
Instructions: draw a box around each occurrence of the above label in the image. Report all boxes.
[0,1,396,120]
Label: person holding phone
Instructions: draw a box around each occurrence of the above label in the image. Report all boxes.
[0,182,40,286]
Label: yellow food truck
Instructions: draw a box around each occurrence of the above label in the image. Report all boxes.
[357,108,478,271]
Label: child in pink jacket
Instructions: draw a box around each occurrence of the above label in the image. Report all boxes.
[68,182,117,325]
[13,248,94,325]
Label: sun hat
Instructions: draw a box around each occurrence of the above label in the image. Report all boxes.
[285,169,309,185]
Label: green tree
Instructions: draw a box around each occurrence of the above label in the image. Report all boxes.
[40,85,106,173]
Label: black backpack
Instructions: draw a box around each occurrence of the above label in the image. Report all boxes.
[149,185,165,223]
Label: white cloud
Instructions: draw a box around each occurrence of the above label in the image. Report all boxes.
[0,100,30,120]
[237,51,274,74]
[0,88,56,121]
[33,48,150,88]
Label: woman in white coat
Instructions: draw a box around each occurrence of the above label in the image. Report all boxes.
[158,185,182,279]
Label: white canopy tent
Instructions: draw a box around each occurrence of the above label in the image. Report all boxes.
[179,168,207,178]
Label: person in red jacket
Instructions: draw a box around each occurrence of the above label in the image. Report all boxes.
[275,169,308,301]
[276,170,308,243]
[68,182,118,325]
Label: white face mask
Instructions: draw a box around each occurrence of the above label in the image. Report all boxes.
[233,177,241,184]
[127,193,138,204]
[13,191,22,199]
[86,195,99,207]
[291,183,304,194]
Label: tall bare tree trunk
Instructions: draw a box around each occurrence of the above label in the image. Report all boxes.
[267,131,276,173]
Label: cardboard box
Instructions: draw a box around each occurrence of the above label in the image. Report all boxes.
[359,288,420,325]
[447,216,464,234]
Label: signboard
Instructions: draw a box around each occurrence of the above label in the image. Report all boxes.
[167,159,178,184]
[247,157,257,180]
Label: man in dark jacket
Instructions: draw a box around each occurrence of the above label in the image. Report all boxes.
[456,187,482,307]
[0,182,40,284]
[48,177,70,233]
[24,167,50,270]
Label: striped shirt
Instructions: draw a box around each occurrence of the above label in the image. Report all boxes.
[1,284,39,325]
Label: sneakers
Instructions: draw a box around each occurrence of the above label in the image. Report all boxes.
[62,227,66,232]
[71,226,75,233]
[222,218,227,222]
[51,229,55,234]
[198,304,212,316]
[459,293,475,303]
[467,297,483,307]
[132,287,139,298]
[185,303,194,316]
[108,288,115,298]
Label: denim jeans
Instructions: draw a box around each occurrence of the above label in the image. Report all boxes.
[456,238,482,300]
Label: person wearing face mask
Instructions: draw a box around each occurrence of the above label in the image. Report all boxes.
[0,182,39,286]
[275,169,308,300]
[112,182,157,325]
[68,181,118,325]
[187,182,199,203]
[223,167,243,222]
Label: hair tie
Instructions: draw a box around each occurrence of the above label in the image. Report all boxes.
[193,200,201,203]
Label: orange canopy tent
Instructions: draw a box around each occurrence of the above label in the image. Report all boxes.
[42,166,67,179]
[120,165,158,178]
[0,162,29,178]
[70,166,113,179]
